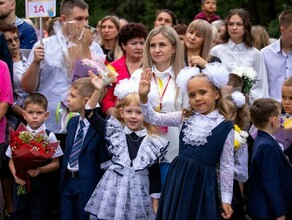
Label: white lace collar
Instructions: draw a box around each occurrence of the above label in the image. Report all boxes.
[182,110,225,146]
[123,126,147,137]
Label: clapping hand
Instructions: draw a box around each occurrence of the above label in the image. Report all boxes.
[139,68,152,104]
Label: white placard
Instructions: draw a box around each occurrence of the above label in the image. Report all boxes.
[25,0,56,18]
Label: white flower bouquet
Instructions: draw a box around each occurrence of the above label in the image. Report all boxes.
[232,66,257,95]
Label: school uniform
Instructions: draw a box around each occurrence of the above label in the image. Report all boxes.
[247,130,292,219]
[59,116,109,220]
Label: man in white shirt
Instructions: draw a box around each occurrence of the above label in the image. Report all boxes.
[21,0,103,134]
[261,10,292,101]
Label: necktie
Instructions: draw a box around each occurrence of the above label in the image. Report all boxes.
[68,120,85,167]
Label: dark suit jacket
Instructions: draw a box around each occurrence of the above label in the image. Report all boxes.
[247,130,292,219]
[59,116,110,200]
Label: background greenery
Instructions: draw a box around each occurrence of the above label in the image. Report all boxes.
[16,0,292,38]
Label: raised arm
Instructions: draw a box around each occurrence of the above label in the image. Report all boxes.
[139,68,152,104]
[21,44,45,93]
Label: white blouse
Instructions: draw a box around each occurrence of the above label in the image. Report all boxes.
[210,39,269,104]
[140,101,234,204]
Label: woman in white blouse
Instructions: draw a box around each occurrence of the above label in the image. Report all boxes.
[131,25,185,188]
[210,8,268,104]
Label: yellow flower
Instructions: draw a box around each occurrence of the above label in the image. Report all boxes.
[234,140,240,150]
[234,124,241,132]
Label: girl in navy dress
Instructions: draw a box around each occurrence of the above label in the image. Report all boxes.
[84,72,169,219]
[139,63,234,220]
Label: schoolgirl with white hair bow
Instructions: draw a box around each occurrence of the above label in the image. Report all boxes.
[84,71,169,220]
[139,62,234,219]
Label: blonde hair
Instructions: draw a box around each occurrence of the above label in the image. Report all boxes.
[185,19,214,61]
[71,77,95,98]
[225,96,250,130]
[283,76,292,87]
[143,25,184,80]
[99,15,123,61]
[116,92,160,135]
[251,25,270,50]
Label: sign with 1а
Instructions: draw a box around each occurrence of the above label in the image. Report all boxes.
[25,0,56,18]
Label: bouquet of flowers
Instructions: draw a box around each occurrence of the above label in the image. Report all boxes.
[71,57,118,85]
[9,123,59,195]
[232,66,257,95]
[234,125,249,151]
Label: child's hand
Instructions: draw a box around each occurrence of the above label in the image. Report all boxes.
[139,68,152,104]
[13,174,26,185]
[221,203,233,219]
[88,70,104,91]
[27,169,40,177]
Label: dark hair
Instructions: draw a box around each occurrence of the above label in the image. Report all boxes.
[23,93,48,111]
[173,23,187,35]
[118,23,148,49]
[250,98,281,129]
[60,0,88,17]
[223,8,253,47]
[0,23,18,34]
[155,9,178,26]
[279,10,292,27]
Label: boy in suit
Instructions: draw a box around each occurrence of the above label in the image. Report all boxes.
[247,98,292,220]
[60,78,109,220]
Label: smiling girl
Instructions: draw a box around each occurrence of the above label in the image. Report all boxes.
[84,71,169,219]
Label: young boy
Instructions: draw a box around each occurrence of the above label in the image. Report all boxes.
[247,98,292,220]
[6,93,63,220]
[193,0,220,23]
[59,78,109,219]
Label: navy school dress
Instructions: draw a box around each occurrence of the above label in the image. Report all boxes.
[156,120,233,220]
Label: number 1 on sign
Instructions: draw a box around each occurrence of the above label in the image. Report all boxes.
[34,5,45,13]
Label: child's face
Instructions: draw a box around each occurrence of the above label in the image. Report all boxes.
[120,103,145,132]
[187,76,219,115]
[23,104,49,130]
[202,0,217,14]
[282,85,292,114]
[67,88,88,113]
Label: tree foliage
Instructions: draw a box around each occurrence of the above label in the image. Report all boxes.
[16,0,292,38]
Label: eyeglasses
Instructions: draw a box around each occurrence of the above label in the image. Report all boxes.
[6,36,19,45]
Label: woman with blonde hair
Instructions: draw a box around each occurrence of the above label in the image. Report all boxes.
[131,25,186,188]
[251,25,270,50]
[99,15,123,62]
[184,19,220,68]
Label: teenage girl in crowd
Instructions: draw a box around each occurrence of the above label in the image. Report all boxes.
[154,9,178,27]
[139,63,234,219]
[210,8,268,104]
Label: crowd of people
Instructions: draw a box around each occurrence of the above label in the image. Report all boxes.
[0,0,292,219]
